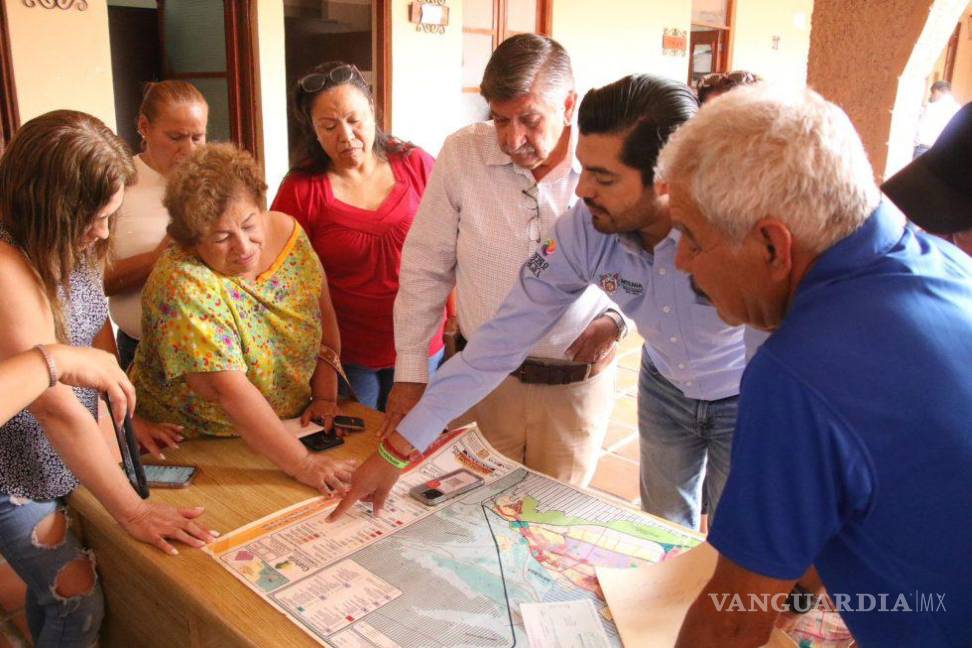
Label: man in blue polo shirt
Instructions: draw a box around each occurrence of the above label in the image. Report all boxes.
[330,75,751,531]
[660,86,972,646]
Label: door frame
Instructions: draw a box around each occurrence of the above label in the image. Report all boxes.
[0,0,19,150]
[224,0,259,158]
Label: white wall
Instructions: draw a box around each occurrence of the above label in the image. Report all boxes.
[5,0,116,129]
[253,0,290,204]
[730,0,813,85]
[552,0,692,99]
[389,0,464,155]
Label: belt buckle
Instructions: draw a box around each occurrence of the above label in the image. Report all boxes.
[582,362,593,381]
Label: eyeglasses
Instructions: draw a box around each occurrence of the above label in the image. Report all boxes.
[522,183,541,248]
[298,64,362,94]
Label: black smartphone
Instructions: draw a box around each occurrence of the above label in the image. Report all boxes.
[144,464,198,489]
[300,430,345,452]
[333,415,366,432]
[105,397,149,499]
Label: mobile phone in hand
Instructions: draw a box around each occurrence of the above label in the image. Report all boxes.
[409,468,484,506]
[300,430,344,452]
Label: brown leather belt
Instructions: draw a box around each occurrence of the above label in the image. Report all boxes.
[512,348,615,385]
[456,333,614,385]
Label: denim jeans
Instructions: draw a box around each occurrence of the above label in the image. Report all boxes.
[0,495,103,647]
[343,347,445,412]
[115,328,139,371]
[637,349,738,531]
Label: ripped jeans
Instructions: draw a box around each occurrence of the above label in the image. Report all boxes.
[0,495,103,647]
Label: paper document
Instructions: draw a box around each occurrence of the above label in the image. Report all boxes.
[207,428,702,647]
[521,599,611,648]
[597,542,796,648]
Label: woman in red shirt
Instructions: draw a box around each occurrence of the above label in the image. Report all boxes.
[272,62,446,411]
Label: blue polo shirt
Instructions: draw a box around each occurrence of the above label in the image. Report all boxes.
[708,203,972,646]
[397,201,748,451]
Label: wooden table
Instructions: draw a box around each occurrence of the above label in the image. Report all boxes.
[69,401,383,648]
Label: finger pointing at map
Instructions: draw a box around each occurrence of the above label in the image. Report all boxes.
[328,431,414,521]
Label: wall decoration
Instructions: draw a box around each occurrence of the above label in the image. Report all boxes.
[22,0,87,10]
[662,28,687,57]
[409,0,449,35]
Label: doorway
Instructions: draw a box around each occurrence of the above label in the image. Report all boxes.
[0,0,18,153]
[688,0,733,88]
[106,0,258,156]
[282,0,388,168]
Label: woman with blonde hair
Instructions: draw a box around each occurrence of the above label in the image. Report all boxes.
[132,143,355,493]
[105,80,208,370]
[0,110,214,647]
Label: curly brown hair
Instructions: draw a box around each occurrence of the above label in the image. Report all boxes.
[164,143,268,247]
[0,110,135,340]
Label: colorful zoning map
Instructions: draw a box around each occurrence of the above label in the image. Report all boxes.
[206,428,701,647]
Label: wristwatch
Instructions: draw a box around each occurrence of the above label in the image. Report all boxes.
[599,308,627,341]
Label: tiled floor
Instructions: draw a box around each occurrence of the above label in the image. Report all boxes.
[586,333,645,508]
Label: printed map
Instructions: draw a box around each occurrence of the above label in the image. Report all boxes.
[206,428,700,647]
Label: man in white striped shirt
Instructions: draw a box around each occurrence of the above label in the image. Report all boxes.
[383,34,623,486]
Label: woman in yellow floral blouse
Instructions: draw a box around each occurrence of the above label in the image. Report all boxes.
[132,143,354,492]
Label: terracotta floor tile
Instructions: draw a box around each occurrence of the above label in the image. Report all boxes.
[618,350,642,371]
[618,333,644,354]
[602,421,637,450]
[612,438,641,462]
[0,563,25,615]
[610,395,638,427]
[588,454,641,502]
[614,367,639,395]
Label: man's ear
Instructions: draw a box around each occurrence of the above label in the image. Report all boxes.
[563,91,578,123]
[755,218,792,280]
[653,180,670,198]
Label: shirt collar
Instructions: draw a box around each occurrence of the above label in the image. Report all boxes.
[617,227,679,256]
[483,121,581,179]
[797,201,904,295]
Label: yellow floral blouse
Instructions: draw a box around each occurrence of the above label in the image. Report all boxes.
[132,223,323,437]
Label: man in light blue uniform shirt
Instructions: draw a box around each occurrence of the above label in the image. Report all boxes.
[331,75,750,530]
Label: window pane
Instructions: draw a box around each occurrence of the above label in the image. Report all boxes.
[464,0,493,30]
[506,0,537,34]
[692,44,713,75]
[163,0,226,73]
[691,0,729,27]
[463,32,494,88]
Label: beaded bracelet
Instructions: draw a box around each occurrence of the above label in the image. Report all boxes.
[377,441,409,470]
[33,344,57,389]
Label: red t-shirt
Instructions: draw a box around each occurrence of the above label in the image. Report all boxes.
[272,148,445,369]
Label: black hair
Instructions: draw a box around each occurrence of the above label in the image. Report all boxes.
[289,60,410,175]
[578,74,698,186]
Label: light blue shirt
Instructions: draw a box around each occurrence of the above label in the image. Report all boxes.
[398,202,749,451]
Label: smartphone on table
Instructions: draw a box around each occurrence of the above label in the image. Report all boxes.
[300,430,345,452]
[409,468,484,506]
[333,415,366,432]
[143,464,198,489]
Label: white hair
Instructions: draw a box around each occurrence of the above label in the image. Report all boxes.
[654,85,881,252]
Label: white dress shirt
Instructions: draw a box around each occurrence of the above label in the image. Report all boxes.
[915,94,960,147]
[394,121,614,383]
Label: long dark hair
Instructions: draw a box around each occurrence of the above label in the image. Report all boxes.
[0,110,135,340]
[290,61,410,175]
[578,74,698,186]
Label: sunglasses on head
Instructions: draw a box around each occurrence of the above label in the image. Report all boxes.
[298,64,362,94]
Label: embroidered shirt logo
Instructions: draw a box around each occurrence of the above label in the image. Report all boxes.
[599,272,619,294]
[541,239,557,256]
[599,272,644,296]
[526,252,550,278]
